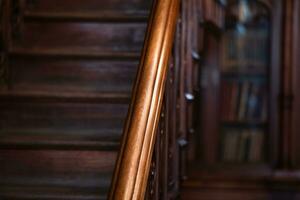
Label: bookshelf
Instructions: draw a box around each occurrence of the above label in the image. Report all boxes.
[183,0,300,199]
[219,2,270,165]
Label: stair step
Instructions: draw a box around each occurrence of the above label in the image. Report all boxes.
[13,21,146,54]
[1,56,138,98]
[0,92,131,104]
[0,127,122,151]
[0,102,128,140]
[10,48,141,59]
[0,1,151,199]
[24,11,149,22]
[0,186,108,200]
[25,0,151,18]
[0,140,120,151]
[0,150,117,195]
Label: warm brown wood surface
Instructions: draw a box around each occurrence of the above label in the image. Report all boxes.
[108,0,180,199]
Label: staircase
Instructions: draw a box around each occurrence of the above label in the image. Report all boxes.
[0,0,151,199]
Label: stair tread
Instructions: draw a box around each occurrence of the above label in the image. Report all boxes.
[10,47,141,59]
[0,91,132,104]
[25,10,149,22]
[0,137,120,150]
[0,185,108,200]
[0,128,123,150]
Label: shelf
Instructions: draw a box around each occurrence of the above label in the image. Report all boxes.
[0,129,122,150]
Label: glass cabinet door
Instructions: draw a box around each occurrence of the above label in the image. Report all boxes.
[219,0,270,164]
[197,0,274,169]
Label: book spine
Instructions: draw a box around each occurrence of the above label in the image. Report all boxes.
[238,82,250,121]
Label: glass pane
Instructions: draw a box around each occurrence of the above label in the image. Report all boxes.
[219,0,270,164]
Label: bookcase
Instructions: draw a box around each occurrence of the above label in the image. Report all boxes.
[194,0,276,169]
[219,3,270,164]
[182,0,300,199]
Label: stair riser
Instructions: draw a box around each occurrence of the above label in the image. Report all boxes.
[14,22,146,53]
[25,0,150,14]
[1,58,138,95]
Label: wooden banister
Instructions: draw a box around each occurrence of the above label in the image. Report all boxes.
[108,0,180,199]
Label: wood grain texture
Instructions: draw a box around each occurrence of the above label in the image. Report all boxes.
[291,0,300,168]
[0,102,127,136]
[0,150,116,199]
[0,0,151,199]
[25,0,151,14]
[0,58,138,95]
[14,22,146,53]
[108,0,180,199]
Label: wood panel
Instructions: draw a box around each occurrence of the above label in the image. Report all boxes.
[0,102,127,132]
[0,150,116,176]
[0,58,138,95]
[25,0,151,14]
[0,150,117,199]
[0,102,127,147]
[13,22,146,53]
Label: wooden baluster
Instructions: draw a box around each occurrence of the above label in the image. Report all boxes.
[145,36,182,200]
[145,0,207,198]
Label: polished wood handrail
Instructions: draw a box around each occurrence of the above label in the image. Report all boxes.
[108,0,180,199]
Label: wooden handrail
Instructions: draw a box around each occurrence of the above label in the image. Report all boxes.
[108,0,180,199]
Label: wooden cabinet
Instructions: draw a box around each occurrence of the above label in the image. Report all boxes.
[198,0,280,169]
[182,0,300,199]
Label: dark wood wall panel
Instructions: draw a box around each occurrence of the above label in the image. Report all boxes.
[0,58,138,95]
[292,0,300,167]
[14,22,146,53]
[0,150,116,176]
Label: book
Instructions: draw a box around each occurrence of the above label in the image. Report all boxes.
[250,130,265,162]
[222,129,240,162]
[229,83,239,121]
[238,82,250,120]
[261,95,268,122]
[220,82,229,121]
[221,128,265,163]
[247,83,260,120]
[220,81,268,123]
[237,130,251,162]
